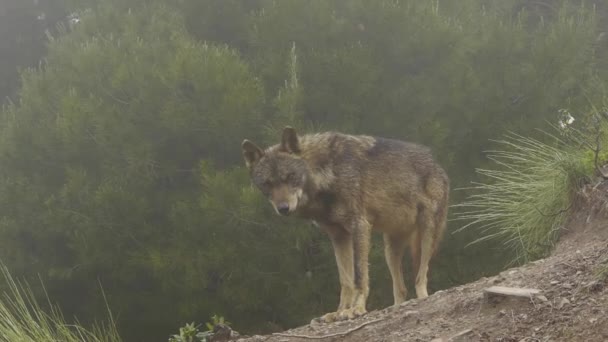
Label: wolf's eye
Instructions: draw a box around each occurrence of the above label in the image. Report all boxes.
[285,172,296,182]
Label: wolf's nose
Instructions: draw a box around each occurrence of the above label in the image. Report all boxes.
[277,203,290,215]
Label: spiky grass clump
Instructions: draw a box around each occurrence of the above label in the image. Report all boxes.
[453,131,591,264]
[0,263,121,342]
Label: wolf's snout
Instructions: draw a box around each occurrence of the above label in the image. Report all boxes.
[277,203,290,215]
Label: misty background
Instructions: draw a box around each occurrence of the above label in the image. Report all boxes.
[0,0,607,341]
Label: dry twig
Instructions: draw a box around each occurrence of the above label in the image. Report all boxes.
[270,318,383,340]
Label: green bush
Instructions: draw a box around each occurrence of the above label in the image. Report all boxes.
[453,127,594,263]
[0,4,264,340]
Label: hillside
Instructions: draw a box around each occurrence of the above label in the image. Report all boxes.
[225,181,608,342]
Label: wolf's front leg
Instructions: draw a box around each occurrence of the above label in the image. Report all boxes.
[314,225,356,324]
[338,218,371,321]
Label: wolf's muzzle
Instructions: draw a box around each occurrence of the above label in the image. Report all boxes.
[277,203,290,216]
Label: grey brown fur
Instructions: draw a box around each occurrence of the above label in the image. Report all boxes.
[242,127,449,323]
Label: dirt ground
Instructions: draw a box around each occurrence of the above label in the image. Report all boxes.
[232,181,608,342]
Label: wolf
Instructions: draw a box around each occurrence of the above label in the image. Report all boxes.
[241,126,449,323]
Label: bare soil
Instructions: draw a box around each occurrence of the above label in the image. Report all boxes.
[233,181,608,342]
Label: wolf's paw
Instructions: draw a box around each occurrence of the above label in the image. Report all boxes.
[337,306,366,321]
[311,311,340,324]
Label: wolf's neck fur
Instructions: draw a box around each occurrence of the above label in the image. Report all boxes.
[291,133,346,219]
[297,178,335,220]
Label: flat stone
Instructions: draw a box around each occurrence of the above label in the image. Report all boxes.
[484,286,541,299]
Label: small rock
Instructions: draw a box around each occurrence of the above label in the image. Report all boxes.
[536,295,548,302]
[557,298,570,309]
[550,280,560,285]
[590,318,598,324]
[576,270,583,275]
[419,328,432,335]
[587,280,604,292]
[449,329,473,342]
[499,309,507,316]
[493,277,505,284]
[562,283,573,290]
[210,323,235,342]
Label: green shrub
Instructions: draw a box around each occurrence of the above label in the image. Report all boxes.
[168,315,231,342]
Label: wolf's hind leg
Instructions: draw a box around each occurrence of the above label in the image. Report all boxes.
[383,233,408,305]
[415,204,436,299]
[409,229,421,289]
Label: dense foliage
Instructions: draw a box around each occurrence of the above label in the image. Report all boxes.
[0,0,606,340]
[0,0,67,104]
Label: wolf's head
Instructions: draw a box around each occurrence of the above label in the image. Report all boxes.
[242,126,309,216]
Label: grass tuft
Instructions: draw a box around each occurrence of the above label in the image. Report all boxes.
[0,263,121,342]
[452,130,591,264]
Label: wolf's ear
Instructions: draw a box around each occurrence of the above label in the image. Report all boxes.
[281,126,300,154]
[242,140,264,169]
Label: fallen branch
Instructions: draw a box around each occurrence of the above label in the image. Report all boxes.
[270,318,383,340]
